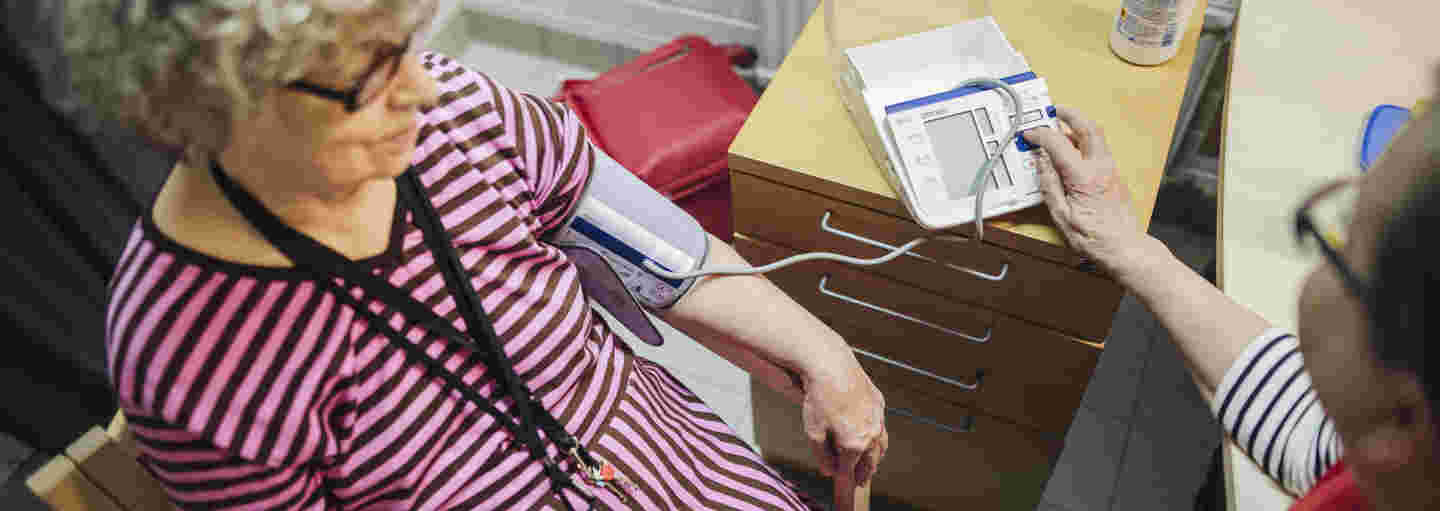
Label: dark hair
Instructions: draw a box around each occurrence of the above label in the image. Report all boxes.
[1368,144,1440,422]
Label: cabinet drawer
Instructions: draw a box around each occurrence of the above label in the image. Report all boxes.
[752,376,1057,511]
[732,172,1123,341]
[736,235,1100,434]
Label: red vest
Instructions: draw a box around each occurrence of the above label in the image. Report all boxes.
[1291,462,1371,511]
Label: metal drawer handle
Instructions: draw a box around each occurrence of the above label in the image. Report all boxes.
[819,211,1010,282]
[852,346,986,392]
[819,275,994,346]
[886,407,975,434]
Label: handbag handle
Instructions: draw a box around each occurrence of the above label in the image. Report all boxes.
[555,39,755,102]
[722,45,758,69]
[596,36,713,85]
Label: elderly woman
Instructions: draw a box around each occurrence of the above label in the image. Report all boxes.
[68,0,886,509]
[1027,93,1440,507]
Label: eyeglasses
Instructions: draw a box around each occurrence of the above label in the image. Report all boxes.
[1294,177,1371,301]
[286,33,414,113]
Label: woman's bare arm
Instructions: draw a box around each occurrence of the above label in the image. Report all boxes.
[658,234,886,509]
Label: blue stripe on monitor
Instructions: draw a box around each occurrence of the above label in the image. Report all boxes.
[884,72,1038,115]
[570,217,684,288]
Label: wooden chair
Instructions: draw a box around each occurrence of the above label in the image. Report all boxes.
[24,412,174,510]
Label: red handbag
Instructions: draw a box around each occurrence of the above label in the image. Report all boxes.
[559,36,759,241]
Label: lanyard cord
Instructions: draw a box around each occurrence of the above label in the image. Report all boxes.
[396,171,603,495]
[397,171,556,453]
[208,162,596,509]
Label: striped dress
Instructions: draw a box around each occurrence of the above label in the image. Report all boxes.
[105,52,812,510]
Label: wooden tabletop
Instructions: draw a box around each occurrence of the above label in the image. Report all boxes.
[730,0,1208,256]
[1219,1,1440,508]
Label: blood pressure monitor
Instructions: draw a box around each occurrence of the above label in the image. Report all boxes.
[884,73,1057,229]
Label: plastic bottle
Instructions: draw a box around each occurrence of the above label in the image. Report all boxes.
[1110,0,1198,65]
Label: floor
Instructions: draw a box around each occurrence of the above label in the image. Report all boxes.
[1041,222,1223,511]
[1,435,45,511]
[1,9,1227,511]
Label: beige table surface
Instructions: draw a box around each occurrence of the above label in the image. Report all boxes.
[730,0,1207,261]
[1220,1,1440,509]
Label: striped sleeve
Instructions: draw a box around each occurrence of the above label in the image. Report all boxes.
[482,70,596,234]
[418,52,596,236]
[126,414,331,511]
[1212,328,1343,495]
[105,243,359,510]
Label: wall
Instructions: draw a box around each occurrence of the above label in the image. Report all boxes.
[458,0,819,73]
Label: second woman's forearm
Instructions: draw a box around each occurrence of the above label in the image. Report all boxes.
[1115,235,1272,393]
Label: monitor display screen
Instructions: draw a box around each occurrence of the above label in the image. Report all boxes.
[925,110,1008,199]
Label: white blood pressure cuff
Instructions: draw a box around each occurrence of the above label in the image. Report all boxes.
[547,148,709,346]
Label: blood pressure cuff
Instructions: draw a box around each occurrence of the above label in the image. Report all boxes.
[548,148,710,346]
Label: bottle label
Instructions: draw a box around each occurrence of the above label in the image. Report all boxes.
[1117,0,1183,48]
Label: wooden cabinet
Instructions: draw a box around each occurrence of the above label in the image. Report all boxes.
[727,1,1204,508]
[737,235,1101,435]
[733,172,1124,341]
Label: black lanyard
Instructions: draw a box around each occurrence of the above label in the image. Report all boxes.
[208,162,598,508]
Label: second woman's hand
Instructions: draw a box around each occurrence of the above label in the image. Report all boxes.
[1022,106,1157,282]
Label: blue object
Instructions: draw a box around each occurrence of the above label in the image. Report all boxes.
[1361,105,1411,171]
[1047,105,1058,119]
[885,72,1039,114]
[1016,136,1034,152]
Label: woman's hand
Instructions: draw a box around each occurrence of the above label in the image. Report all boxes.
[800,353,887,508]
[1023,107,1151,278]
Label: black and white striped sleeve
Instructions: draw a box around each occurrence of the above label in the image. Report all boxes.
[1212,328,1343,495]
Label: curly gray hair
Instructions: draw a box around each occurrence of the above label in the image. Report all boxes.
[63,0,434,165]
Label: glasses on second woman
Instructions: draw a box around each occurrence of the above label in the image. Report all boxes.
[1294,177,1371,302]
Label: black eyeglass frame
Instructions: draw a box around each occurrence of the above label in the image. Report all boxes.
[286,33,415,113]
[1293,177,1372,304]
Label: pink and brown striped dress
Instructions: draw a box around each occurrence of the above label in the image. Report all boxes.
[104,52,813,510]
